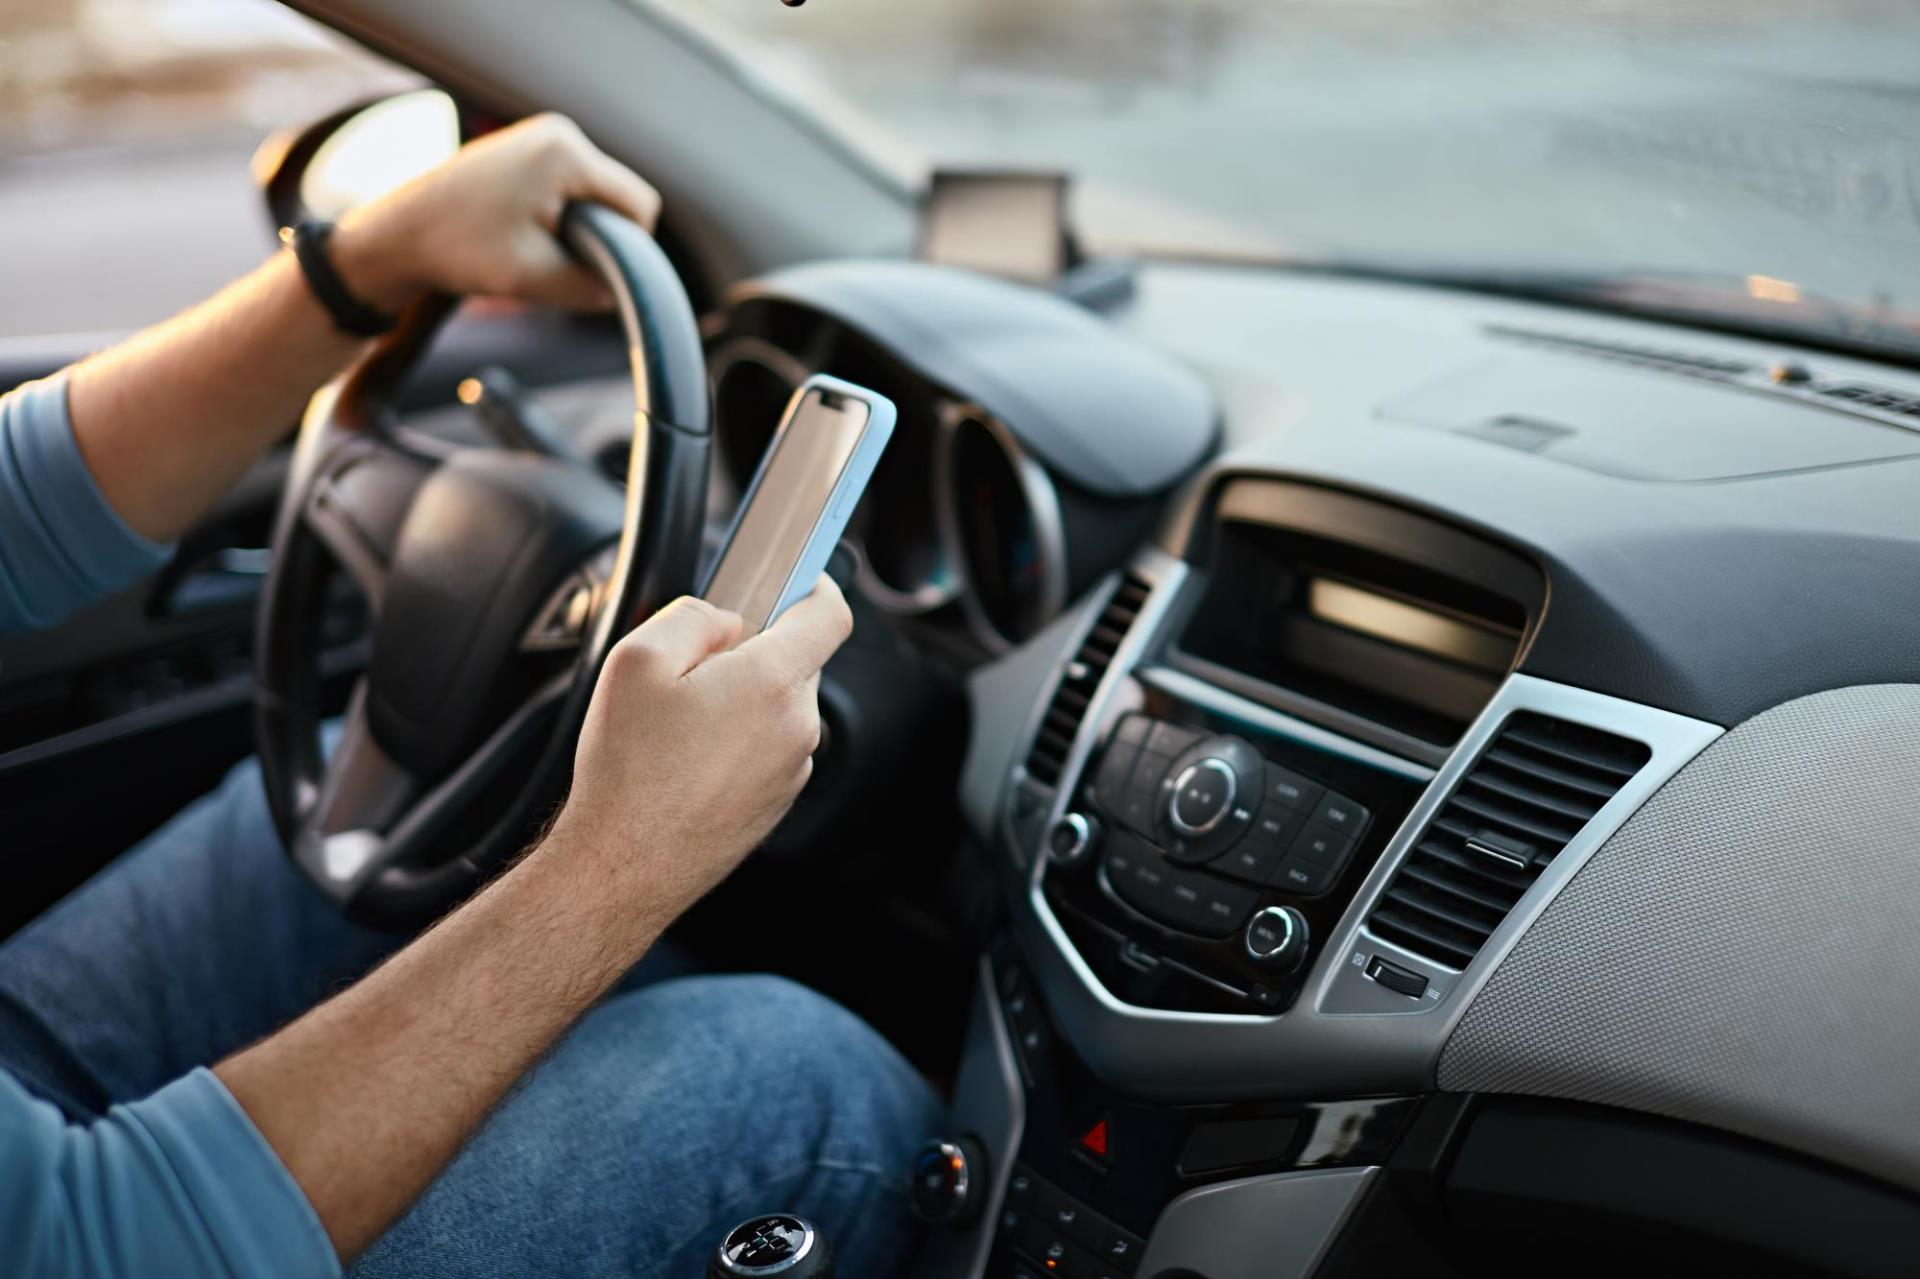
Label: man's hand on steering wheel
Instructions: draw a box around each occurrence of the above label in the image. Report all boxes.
[330,112,664,315]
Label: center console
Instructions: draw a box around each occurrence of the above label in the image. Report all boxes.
[1043,707,1423,1016]
[933,475,1726,1279]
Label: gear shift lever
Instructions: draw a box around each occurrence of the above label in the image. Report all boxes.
[708,1214,833,1278]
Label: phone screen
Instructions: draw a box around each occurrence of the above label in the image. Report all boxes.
[704,388,871,630]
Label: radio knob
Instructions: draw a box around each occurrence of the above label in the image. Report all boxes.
[1245,906,1309,971]
[1166,758,1237,835]
[1047,812,1100,869]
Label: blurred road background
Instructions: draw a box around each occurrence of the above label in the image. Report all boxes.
[0,0,408,337]
[5,0,1920,341]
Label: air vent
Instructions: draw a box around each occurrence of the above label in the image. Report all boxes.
[1367,712,1651,969]
[1022,572,1151,787]
[1490,325,1920,435]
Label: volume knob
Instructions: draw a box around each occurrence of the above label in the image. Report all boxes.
[1245,906,1309,971]
[1047,812,1100,869]
[1166,758,1237,835]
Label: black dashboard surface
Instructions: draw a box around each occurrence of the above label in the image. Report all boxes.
[1116,264,1920,728]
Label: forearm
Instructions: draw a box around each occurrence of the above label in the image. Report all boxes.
[65,225,406,544]
[61,113,662,548]
[214,828,665,1263]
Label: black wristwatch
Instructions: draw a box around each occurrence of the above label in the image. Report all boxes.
[284,220,398,338]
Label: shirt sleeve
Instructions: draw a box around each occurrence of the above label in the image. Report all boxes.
[0,373,171,635]
[0,1067,340,1279]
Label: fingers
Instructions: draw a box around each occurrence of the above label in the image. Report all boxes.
[578,148,663,233]
[611,596,743,681]
[731,576,854,687]
[527,112,662,232]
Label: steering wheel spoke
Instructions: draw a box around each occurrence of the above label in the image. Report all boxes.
[302,434,436,611]
[290,688,418,902]
[293,675,573,909]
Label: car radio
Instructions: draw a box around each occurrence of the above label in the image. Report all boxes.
[1041,708,1424,1014]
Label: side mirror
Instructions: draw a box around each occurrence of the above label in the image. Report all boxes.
[252,89,464,236]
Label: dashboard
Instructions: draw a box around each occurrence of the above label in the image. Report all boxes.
[859,261,1920,1277]
[633,249,1920,1275]
[700,262,1215,664]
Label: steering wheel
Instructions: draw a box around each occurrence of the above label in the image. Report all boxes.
[254,203,709,930]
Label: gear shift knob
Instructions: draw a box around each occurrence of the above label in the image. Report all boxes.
[708,1214,833,1278]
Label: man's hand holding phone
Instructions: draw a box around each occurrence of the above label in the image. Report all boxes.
[702,375,895,633]
[548,577,853,934]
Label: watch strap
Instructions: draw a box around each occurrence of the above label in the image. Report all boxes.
[285,220,397,338]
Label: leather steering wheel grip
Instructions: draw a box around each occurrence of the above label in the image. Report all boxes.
[253,200,710,930]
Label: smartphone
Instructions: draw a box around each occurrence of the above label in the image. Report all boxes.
[702,374,896,631]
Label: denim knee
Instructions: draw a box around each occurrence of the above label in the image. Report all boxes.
[350,972,942,1278]
[587,972,939,1171]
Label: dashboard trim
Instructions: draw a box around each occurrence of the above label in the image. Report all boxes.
[1311,671,1722,1017]
[1139,664,1437,785]
[1011,550,1723,1100]
[709,334,968,617]
[937,403,1070,653]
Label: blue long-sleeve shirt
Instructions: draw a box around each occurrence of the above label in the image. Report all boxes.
[0,374,340,1278]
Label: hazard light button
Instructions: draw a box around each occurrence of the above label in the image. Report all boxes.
[1078,1117,1111,1162]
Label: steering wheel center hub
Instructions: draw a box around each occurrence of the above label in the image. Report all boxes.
[365,450,622,779]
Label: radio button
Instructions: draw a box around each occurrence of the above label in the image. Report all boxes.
[1263,764,1324,813]
[1272,856,1336,896]
[1214,834,1287,886]
[1291,822,1357,867]
[1145,721,1203,757]
[1092,744,1138,812]
[1187,877,1258,938]
[1310,791,1370,837]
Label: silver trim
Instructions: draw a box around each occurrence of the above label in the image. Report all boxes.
[842,536,960,617]
[713,1217,815,1275]
[1464,836,1530,872]
[1010,549,1723,1101]
[1244,905,1302,967]
[1048,811,1095,868]
[520,542,619,652]
[1140,665,1437,784]
[917,957,1025,1279]
[937,403,1070,654]
[709,337,811,480]
[708,337,960,616]
[1167,759,1236,835]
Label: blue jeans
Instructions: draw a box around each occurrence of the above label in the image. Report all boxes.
[0,754,941,1277]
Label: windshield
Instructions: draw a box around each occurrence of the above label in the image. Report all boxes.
[658,0,1920,356]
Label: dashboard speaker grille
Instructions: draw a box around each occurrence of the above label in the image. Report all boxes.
[1367,712,1651,969]
[1809,381,1920,420]
[1023,572,1151,788]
